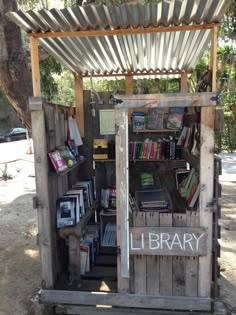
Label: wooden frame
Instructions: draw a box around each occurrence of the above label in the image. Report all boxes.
[27,9,220,311]
[28,23,219,39]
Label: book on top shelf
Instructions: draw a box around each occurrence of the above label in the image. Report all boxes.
[147,108,164,129]
[167,107,184,130]
[48,150,68,173]
[132,112,146,130]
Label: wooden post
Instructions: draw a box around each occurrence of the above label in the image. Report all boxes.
[198,25,218,297]
[30,37,54,288]
[181,73,188,93]
[125,76,133,95]
[30,37,41,96]
[116,108,130,293]
[75,75,84,137]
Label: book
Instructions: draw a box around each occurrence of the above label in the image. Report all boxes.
[175,169,190,190]
[57,145,77,168]
[147,108,164,129]
[187,180,200,208]
[66,139,79,157]
[48,150,68,173]
[56,197,76,228]
[167,107,184,129]
[132,112,146,130]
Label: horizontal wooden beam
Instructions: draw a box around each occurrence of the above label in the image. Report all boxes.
[82,71,192,78]
[40,289,211,311]
[28,23,219,39]
[114,92,218,109]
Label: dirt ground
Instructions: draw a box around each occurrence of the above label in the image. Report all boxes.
[0,157,235,315]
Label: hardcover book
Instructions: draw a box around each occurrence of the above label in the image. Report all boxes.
[147,108,164,129]
[167,107,184,129]
[57,145,77,168]
[48,150,68,173]
[56,197,76,228]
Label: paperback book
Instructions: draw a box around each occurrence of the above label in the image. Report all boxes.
[48,150,68,173]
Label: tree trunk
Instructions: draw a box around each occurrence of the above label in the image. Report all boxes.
[0,0,32,133]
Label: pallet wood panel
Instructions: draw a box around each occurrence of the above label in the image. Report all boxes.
[172,214,186,296]
[186,211,199,297]
[159,213,173,296]
[146,212,160,295]
[133,212,146,294]
[40,289,211,311]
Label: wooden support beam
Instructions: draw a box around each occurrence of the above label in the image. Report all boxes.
[116,108,130,293]
[30,36,41,97]
[125,76,133,95]
[82,71,192,79]
[75,75,84,137]
[40,289,212,311]
[198,25,218,298]
[181,73,188,93]
[28,23,220,39]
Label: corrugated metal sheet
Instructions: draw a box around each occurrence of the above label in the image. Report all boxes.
[8,1,231,77]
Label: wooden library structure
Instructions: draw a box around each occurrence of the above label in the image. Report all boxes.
[8,1,229,314]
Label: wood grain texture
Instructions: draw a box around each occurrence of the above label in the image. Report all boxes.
[30,37,41,96]
[172,214,186,296]
[75,75,84,137]
[133,212,146,294]
[159,213,172,296]
[186,211,199,297]
[146,212,160,294]
[40,289,211,311]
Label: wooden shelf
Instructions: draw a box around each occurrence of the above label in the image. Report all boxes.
[93,159,115,162]
[49,156,86,176]
[133,129,180,133]
[58,202,97,239]
[130,159,185,162]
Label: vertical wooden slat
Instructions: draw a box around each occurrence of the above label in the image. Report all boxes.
[30,37,41,96]
[146,212,160,294]
[198,25,218,297]
[69,235,81,283]
[31,110,54,288]
[159,213,172,295]
[133,212,146,294]
[125,76,133,95]
[186,211,199,297]
[75,75,84,137]
[172,214,186,296]
[116,108,129,292]
[181,73,188,93]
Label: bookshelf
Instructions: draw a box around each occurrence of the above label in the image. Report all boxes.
[49,156,86,176]
[133,129,180,133]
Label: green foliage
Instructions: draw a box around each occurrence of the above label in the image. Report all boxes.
[40,56,63,101]
[52,69,75,106]
[0,88,12,133]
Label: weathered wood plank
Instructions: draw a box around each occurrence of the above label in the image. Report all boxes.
[186,211,199,297]
[172,214,186,296]
[69,235,80,283]
[31,110,53,288]
[146,212,160,294]
[115,108,129,292]
[159,213,172,296]
[75,75,84,137]
[40,289,212,311]
[129,226,207,256]
[30,37,41,96]
[133,212,146,294]
[114,93,218,109]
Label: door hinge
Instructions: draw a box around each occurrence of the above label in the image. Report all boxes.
[33,196,41,209]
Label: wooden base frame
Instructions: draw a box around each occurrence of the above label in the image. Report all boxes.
[40,289,211,311]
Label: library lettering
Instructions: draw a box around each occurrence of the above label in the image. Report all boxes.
[130,230,206,254]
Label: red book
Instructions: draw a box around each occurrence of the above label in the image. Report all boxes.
[48,150,68,173]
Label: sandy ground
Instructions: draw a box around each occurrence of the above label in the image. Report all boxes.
[0,143,235,315]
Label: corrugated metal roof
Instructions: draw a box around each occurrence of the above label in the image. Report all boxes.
[8,1,231,77]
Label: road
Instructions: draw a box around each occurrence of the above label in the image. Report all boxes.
[0,139,34,164]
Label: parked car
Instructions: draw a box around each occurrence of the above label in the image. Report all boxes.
[0,128,27,143]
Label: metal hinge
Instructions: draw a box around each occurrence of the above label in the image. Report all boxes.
[117,246,121,255]
[33,196,41,209]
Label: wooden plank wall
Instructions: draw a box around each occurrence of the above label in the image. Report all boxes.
[130,211,200,296]
[43,102,80,282]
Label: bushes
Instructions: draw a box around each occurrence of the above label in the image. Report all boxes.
[216,110,236,152]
